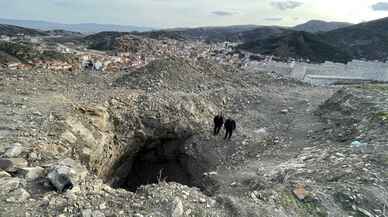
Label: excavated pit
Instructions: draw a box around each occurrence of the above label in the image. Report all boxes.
[125,138,196,192]
[106,136,212,193]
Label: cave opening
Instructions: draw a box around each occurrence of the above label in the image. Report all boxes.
[117,138,201,192]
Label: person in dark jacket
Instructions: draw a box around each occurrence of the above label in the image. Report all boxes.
[224,119,236,140]
[213,113,224,136]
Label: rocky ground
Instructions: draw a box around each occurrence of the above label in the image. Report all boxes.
[0,57,387,217]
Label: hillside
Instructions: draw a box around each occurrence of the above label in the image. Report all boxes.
[0,41,76,64]
[238,31,352,63]
[83,31,129,50]
[239,16,388,62]
[83,25,288,52]
[293,20,353,33]
[140,25,260,42]
[137,25,287,43]
[0,24,47,36]
[319,17,388,60]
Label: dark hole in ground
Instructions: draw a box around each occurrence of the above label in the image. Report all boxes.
[119,138,203,192]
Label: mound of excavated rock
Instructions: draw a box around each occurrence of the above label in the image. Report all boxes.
[0,59,387,217]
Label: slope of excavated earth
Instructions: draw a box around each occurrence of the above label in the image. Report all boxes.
[0,58,387,217]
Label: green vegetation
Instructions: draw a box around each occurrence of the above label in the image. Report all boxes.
[0,41,75,63]
[280,190,328,217]
[0,41,35,63]
[239,17,388,62]
[0,24,47,36]
[238,31,352,63]
[355,84,388,93]
[375,111,388,122]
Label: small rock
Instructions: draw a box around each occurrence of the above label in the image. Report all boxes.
[170,197,184,217]
[61,131,77,144]
[293,183,306,201]
[4,143,24,158]
[28,152,40,161]
[255,128,268,135]
[208,171,218,176]
[47,170,73,193]
[357,208,373,217]
[6,188,30,203]
[99,203,106,210]
[82,209,104,217]
[92,211,105,217]
[0,158,13,171]
[0,158,27,172]
[9,158,28,168]
[82,209,93,217]
[0,170,11,177]
[280,109,289,114]
[20,167,45,181]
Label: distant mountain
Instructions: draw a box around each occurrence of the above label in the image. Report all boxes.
[44,29,84,37]
[137,25,261,42]
[319,17,388,60]
[0,24,47,36]
[0,18,152,33]
[83,31,130,50]
[83,25,289,51]
[238,31,352,63]
[132,25,291,44]
[293,20,353,33]
[239,17,388,62]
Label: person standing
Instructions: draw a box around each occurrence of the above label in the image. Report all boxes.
[213,113,224,136]
[224,119,236,140]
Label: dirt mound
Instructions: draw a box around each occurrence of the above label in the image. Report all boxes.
[114,57,236,93]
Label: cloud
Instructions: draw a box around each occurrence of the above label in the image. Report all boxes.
[271,1,303,10]
[371,2,388,11]
[211,11,236,16]
[264,17,283,21]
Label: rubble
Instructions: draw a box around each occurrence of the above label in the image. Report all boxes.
[0,57,387,216]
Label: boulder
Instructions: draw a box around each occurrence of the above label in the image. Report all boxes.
[0,170,11,178]
[4,143,24,158]
[0,158,13,171]
[0,158,28,172]
[170,197,184,217]
[46,158,88,182]
[47,170,73,193]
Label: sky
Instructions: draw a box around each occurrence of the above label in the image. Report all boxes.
[1,0,388,28]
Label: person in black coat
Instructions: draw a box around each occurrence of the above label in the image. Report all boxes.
[213,113,224,136]
[224,119,236,140]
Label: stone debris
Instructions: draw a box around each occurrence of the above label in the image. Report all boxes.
[6,188,31,203]
[0,60,387,217]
